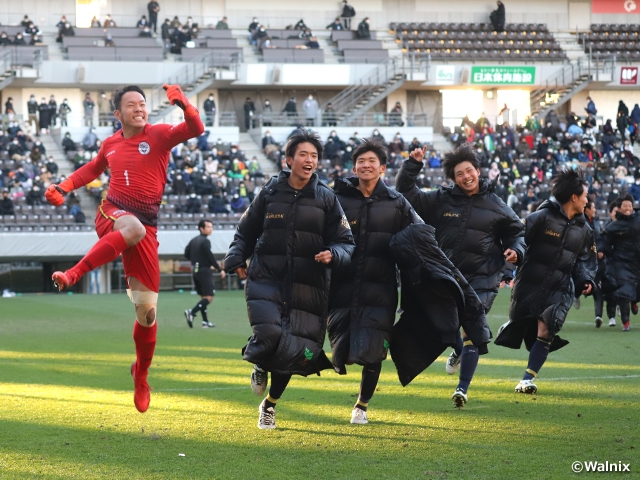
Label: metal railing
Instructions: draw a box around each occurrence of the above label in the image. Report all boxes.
[256,111,428,128]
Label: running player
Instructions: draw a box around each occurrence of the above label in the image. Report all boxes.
[184,219,226,328]
[397,143,525,407]
[495,168,597,394]
[44,84,204,412]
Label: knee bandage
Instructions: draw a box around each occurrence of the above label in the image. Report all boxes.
[127,289,159,305]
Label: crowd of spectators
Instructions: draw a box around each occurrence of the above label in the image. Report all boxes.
[0,15,43,46]
[0,114,85,222]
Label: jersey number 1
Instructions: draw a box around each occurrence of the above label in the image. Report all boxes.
[124,170,130,186]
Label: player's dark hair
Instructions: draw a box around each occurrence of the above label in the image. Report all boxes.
[441,143,480,180]
[114,85,146,111]
[620,193,634,204]
[198,219,212,231]
[285,128,323,162]
[550,167,588,204]
[608,198,622,212]
[585,197,595,211]
[351,138,388,165]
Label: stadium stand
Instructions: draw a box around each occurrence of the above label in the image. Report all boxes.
[579,24,640,61]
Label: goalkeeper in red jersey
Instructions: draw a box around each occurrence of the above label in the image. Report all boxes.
[45,84,204,413]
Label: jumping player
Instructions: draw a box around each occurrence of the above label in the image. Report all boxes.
[44,84,204,412]
[397,143,524,407]
[184,219,227,328]
[495,168,597,394]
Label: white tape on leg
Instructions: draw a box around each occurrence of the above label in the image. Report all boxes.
[127,289,159,304]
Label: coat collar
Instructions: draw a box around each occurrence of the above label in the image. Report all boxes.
[447,177,496,197]
[334,176,400,199]
[270,170,319,197]
[539,198,587,225]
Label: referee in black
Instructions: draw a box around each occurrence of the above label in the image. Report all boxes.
[184,219,226,328]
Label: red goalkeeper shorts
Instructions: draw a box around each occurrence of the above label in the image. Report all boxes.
[95,199,160,293]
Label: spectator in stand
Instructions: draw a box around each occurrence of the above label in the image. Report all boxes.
[428,150,441,168]
[490,1,506,32]
[26,185,43,206]
[357,18,371,40]
[303,94,319,127]
[21,15,32,28]
[82,127,99,152]
[341,0,356,30]
[170,16,181,29]
[137,15,149,29]
[0,189,14,216]
[616,110,628,138]
[13,33,27,46]
[59,99,71,127]
[371,129,385,144]
[58,23,75,42]
[216,17,229,30]
[389,101,404,126]
[139,26,153,38]
[323,102,337,127]
[83,93,95,127]
[24,22,41,37]
[294,19,309,30]
[27,95,39,133]
[161,18,172,42]
[203,94,216,127]
[262,130,276,150]
[585,96,597,115]
[4,97,13,114]
[148,0,160,33]
[90,16,101,28]
[248,157,263,178]
[104,33,115,46]
[48,95,58,127]
[283,97,298,125]
[243,97,256,131]
[327,18,343,31]
[261,100,273,127]
[104,14,117,28]
[208,191,229,213]
[97,92,110,126]
[248,17,260,44]
[62,132,76,153]
[0,32,10,46]
[303,36,320,49]
[230,194,246,213]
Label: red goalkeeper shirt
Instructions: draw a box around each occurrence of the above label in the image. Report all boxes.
[68,113,204,226]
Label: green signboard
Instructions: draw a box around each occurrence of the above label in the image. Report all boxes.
[470,66,536,85]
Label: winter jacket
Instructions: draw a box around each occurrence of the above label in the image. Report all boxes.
[588,216,606,283]
[495,200,597,352]
[389,223,488,386]
[224,171,355,376]
[303,98,319,119]
[599,212,640,302]
[396,157,525,311]
[328,177,421,373]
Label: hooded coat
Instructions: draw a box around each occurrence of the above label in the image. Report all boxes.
[224,171,355,376]
[495,200,597,352]
[328,177,421,374]
[599,212,640,302]
[396,157,525,312]
[389,223,488,386]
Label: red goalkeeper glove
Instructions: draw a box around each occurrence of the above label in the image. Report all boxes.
[45,178,75,206]
[163,84,198,116]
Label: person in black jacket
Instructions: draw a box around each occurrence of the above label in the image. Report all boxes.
[203,94,216,127]
[329,139,421,424]
[495,168,597,394]
[599,194,638,332]
[243,97,255,131]
[490,1,506,32]
[396,143,525,407]
[0,189,14,216]
[184,219,226,329]
[585,198,607,328]
[341,0,356,30]
[224,130,355,430]
[357,18,371,40]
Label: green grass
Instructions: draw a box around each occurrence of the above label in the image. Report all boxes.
[0,290,638,479]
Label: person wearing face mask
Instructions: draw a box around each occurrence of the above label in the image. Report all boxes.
[83,93,95,127]
[357,17,371,40]
[261,100,273,127]
[62,132,76,153]
[139,26,152,38]
[97,92,110,127]
[243,97,256,131]
[397,143,525,407]
[302,94,319,127]
[248,17,259,44]
[0,32,10,46]
[27,94,39,133]
[59,99,72,127]
[371,129,385,144]
[203,94,216,127]
[282,97,298,125]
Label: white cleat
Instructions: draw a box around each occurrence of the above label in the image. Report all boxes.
[609,318,617,327]
[515,379,538,394]
[258,400,276,429]
[251,365,268,396]
[445,351,461,375]
[350,407,368,424]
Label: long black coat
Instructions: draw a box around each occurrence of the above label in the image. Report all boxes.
[397,158,525,312]
[224,171,355,376]
[389,224,488,386]
[599,212,640,302]
[495,200,597,352]
[328,177,421,373]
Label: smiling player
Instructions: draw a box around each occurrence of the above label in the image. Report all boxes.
[44,84,204,413]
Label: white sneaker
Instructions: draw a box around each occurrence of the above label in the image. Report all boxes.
[202,321,215,328]
[515,379,538,394]
[452,388,468,407]
[251,365,268,396]
[609,318,617,327]
[595,316,603,328]
[350,407,368,424]
[258,400,276,430]
[445,351,461,375]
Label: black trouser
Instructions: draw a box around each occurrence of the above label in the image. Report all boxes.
[269,372,292,400]
[343,18,351,30]
[618,301,630,324]
[149,14,158,33]
[593,284,605,318]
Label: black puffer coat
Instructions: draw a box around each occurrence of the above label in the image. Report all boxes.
[600,212,640,302]
[397,158,525,311]
[224,171,355,376]
[328,177,421,374]
[589,215,606,284]
[495,200,597,352]
[389,223,488,386]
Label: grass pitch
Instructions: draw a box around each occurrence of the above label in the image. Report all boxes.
[0,290,638,479]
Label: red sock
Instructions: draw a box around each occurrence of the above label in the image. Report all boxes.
[69,230,129,279]
[133,321,157,377]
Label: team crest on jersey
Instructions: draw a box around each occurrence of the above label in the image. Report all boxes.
[138,142,150,155]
